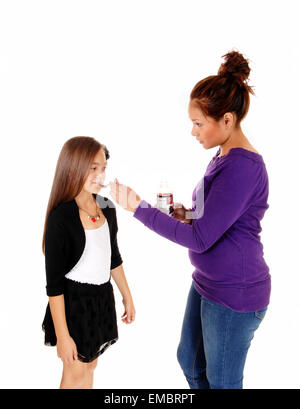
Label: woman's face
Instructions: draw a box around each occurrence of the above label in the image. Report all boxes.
[188,102,227,149]
[84,148,107,193]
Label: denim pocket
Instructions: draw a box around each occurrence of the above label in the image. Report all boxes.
[254,307,267,321]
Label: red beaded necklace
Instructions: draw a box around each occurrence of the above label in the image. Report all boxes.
[77,199,101,223]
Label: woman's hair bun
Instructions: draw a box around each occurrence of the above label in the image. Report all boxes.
[217,50,251,82]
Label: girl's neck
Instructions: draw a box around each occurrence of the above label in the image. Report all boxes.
[75,192,97,210]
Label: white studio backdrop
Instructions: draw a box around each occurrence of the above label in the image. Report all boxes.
[0,0,299,389]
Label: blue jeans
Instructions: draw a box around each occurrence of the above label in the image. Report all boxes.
[177,282,267,389]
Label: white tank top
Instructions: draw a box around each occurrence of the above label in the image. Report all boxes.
[65,219,112,285]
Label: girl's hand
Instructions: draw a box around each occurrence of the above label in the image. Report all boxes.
[121,297,136,324]
[171,203,192,224]
[109,179,142,213]
[56,335,78,364]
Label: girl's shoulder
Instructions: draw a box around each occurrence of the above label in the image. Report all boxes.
[46,201,75,232]
[47,195,118,229]
[46,208,66,234]
[48,201,71,220]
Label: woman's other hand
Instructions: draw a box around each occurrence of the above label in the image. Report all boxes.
[109,179,142,213]
[171,203,192,224]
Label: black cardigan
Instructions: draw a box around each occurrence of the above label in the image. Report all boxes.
[44,193,123,296]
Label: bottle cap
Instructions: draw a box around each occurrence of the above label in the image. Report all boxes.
[159,180,172,192]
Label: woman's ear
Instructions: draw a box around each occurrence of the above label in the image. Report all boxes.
[223,112,235,128]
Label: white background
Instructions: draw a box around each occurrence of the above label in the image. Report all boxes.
[0,0,299,389]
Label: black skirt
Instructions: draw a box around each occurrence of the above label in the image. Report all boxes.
[42,278,118,363]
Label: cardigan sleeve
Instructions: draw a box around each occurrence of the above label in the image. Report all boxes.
[44,214,67,296]
[110,207,123,270]
[133,158,261,253]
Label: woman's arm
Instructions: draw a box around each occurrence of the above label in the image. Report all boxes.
[132,159,261,253]
[110,159,262,253]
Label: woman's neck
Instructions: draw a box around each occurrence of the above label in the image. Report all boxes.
[218,127,252,157]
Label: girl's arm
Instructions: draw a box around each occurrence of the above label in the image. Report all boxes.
[111,264,135,324]
[109,199,135,323]
[48,295,69,338]
[111,263,133,301]
[45,214,77,361]
[49,295,78,363]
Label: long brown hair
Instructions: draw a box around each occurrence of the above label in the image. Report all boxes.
[190,49,255,126]
[41,136,110,255]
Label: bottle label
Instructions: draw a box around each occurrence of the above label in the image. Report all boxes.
[157,193,173,208]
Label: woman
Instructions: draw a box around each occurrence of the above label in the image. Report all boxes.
[41,136,135,389]
[109,50,270,389]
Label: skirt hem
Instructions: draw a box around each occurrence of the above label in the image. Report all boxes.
[42,325,118,363]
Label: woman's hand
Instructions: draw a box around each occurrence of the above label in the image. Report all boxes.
[171,203,192,224]
[109,179,142,213]
[121,296,136,324]
[56,334,78,364]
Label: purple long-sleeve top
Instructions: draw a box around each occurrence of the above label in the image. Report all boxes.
[133,147,271,312]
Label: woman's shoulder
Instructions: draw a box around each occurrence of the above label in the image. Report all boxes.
[208,153,267,191]
[211,148,265,172]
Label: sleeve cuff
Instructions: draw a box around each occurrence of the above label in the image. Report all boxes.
[46,286,64,297]
[133,199,153,223]
[111,255,123,270]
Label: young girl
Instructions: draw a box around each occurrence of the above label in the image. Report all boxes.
[41,136,135,389]
[109,50,271,389]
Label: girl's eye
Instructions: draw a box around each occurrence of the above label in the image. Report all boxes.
[91,167,96,170]
[196,123,202,127]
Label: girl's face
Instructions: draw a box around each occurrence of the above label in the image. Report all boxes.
[84,148,107,193]
[188,102,227,149]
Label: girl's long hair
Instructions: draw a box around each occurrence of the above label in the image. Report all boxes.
[41,136,110,255]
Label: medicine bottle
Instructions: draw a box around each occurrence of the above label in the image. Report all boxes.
[157,181,174,215]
